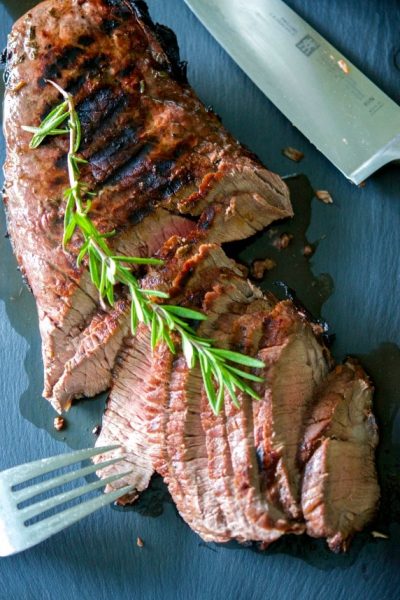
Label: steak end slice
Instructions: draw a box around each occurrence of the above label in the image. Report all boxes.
[301,360,380,551]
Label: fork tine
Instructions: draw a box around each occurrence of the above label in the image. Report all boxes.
[20,470,134,523]
[23,484,136,552]
[3,446,120,487]
[12,456,127,504]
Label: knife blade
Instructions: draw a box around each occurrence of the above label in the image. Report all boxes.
[184,0,400,184]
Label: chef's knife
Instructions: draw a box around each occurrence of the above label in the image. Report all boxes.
[184,0,400,184]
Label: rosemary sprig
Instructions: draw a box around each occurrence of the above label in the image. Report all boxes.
[23,81,265,414]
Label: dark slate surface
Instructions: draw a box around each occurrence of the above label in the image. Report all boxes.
[0,1,399,599]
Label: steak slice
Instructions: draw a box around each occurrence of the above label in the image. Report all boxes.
[93,324,156,504]
[300,360,380,551]
[51,300,130,411]
[3,0,292,412]
[253,301,330,520]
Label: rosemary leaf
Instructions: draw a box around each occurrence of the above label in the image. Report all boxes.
[111,256,164,265]
[130,296,138,335]
[106,260,117,285]
[88,249,100,288]
[140,289,170,299]
[200,353,217,413]
[162,305,208,321]
[163,329,176,354]
[210,348,265,368]
[76,241,89,268]
[215,369,225,414]
[223,364,264,383]
[106,280,115,306]
[63,216,77,249]
[99,260,107,298]
[223,376,240,409]
[181,333,195,369]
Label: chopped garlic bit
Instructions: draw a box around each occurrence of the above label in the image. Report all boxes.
[273,232,294,250]
[315,190,333,205]
[371,531,389,539]
[53,416,65,431]
[282,146,304,162]
[251,258,277,280]
[303,244,315,258]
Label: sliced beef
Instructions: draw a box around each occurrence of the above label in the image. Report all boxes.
[96,242,313,543]
[300,360,380,551]
[3,0,379,553]
[93,243,244,505]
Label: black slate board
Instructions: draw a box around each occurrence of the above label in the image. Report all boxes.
[0,1,399,599]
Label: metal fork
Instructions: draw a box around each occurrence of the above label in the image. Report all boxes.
[0,446,134,556]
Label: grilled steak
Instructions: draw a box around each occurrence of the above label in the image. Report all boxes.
[3,0,379,551]
[3,0,292,412]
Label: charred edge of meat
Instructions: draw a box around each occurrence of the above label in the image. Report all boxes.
[2,46,15,87]
[130,0,188,83]
[161,173,195,199]
[205,105,222,122]
[0,47,7,68]
[198,206,216,231]
[154,24,188,83]
[77,35,95,48]
[102,0,134,19]
[274,281,335,347]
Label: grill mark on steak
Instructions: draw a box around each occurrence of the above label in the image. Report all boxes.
[103,0,133,18]
[42,45,85,82]
[87,126,143,183]
[77,88,126,145]
[103,143,154,187]
[101,18,123,34]
[77,35,95,47]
